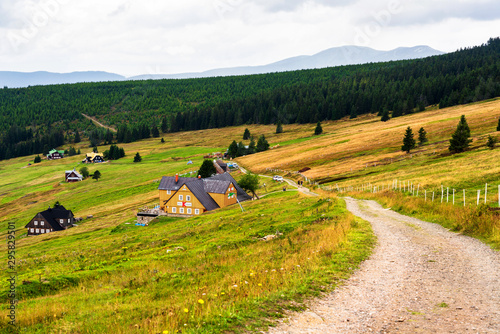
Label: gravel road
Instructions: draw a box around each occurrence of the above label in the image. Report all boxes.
[267,197,500,333]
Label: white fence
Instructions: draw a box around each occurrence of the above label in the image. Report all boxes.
[325,180,500,208]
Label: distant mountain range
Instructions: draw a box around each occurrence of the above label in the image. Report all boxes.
[1,45,444,88]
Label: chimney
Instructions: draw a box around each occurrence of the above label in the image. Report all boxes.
[175,174,179,183]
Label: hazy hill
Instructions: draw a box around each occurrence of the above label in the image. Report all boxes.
[0,71,125,88]
[0,45,443,87]
[131,45,445,80]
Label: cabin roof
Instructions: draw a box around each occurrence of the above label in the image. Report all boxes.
[25,205,73,230]
[210,173,252,202]
[203,179,231,194]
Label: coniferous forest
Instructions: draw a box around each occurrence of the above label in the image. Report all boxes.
[1,38,499,161]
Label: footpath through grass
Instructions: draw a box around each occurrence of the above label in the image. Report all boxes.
[1,192,374,333]
[355,190,500,250]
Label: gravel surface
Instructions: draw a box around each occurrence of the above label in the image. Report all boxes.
[267,197,500,333]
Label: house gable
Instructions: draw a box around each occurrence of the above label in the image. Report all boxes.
[25,206,74,236]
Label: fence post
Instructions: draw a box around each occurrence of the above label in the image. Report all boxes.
[477,190,480,206]
[453,189,455,205]
[417,184,420,197]
[441,186,444,203]
[425,190,427,201]
[463,189,466,207]
[447,187,449,203]
[432,192,435,202]
[484,183,487,205]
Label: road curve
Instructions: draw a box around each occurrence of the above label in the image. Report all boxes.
[268,197,500,333]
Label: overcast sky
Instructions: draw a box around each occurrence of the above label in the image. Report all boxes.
[0,0,499,77]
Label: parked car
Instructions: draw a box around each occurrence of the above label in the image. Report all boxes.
[273,175,284,182]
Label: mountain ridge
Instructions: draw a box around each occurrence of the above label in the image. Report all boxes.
[0,45,444,87]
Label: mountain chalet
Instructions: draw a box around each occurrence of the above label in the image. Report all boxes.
[158,172,251,216]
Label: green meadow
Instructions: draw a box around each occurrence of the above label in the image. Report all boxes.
[0,131,374,333]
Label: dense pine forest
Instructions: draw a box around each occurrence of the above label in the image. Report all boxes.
[1,38,499,161]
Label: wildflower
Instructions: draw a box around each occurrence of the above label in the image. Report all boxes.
[163,331,169,334]
[250,273,254,276]
[258,283,262,287]
[198,299,204,304]
[202,293,206,296]
[184,308,189,313]
[271,269,276,272]
[221,292,225,295]
[233,284,238,288]
[245,281,248,284]
[297,265,300,267]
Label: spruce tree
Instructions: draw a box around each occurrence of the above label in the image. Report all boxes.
[256,135,270,152]
[449,115,472,153]
[34,155,41,163]
[243,128,251,140]
[418,127,428,146]
[247,137,256,154]
[161,116,168,133]
[401,126,416,153]
[314,121,323,135]
[151,125,160,138]
[74,131,81,143]
[133,152,142,162]
[228,140,238,158]
[276,121,283,134]
[381,110,390,122]
[198,159,217,178]
[237,141,246,157]
[497,117,500,131]
[486,135,496,149]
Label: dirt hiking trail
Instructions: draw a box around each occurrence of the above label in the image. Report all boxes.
[268,197,500,333]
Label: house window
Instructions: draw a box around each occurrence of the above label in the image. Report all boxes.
[187,208,192,214]
[68,219,70,223]
[34,221,38,226]
[35,229,39,233]
[167,190,171,195]
[41,221,44,226]
[179,208,184,214]
[60,219,64,224]
[195,209,200,215]
[30,228,34,233]
[186,195,191,202]
[41,229,44,234]
[179,195,183,201]
[172,207,177,213]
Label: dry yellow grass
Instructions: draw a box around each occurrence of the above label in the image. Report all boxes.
[237,99,500,192]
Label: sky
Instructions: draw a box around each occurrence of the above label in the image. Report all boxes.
[0,0,499,77]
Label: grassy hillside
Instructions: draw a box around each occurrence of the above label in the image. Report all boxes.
[0,125,374,333]
[2,98,499,332]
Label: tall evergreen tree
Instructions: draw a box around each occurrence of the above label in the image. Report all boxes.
[486,135,497,149]
[256,135,270,152]
[237,141,246,157]
[314,121,323,135]
[228,140,238,158]
[243,128,251,140]
[198,159,217,178]
[381,110,390,122]
[497,117,500,131]
[133,152,142,162]
[74,131,81,143]
[449,115,472,153]
[401,126,416,153]
[33,155,41,163]
[418,127,428,146]
[161,116,168,133]
[105,129,113,144]
[151,125,160,138]
[247,137,256,154]
[276,121,283,134]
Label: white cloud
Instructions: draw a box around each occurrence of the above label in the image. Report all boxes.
[0,0,498,76]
